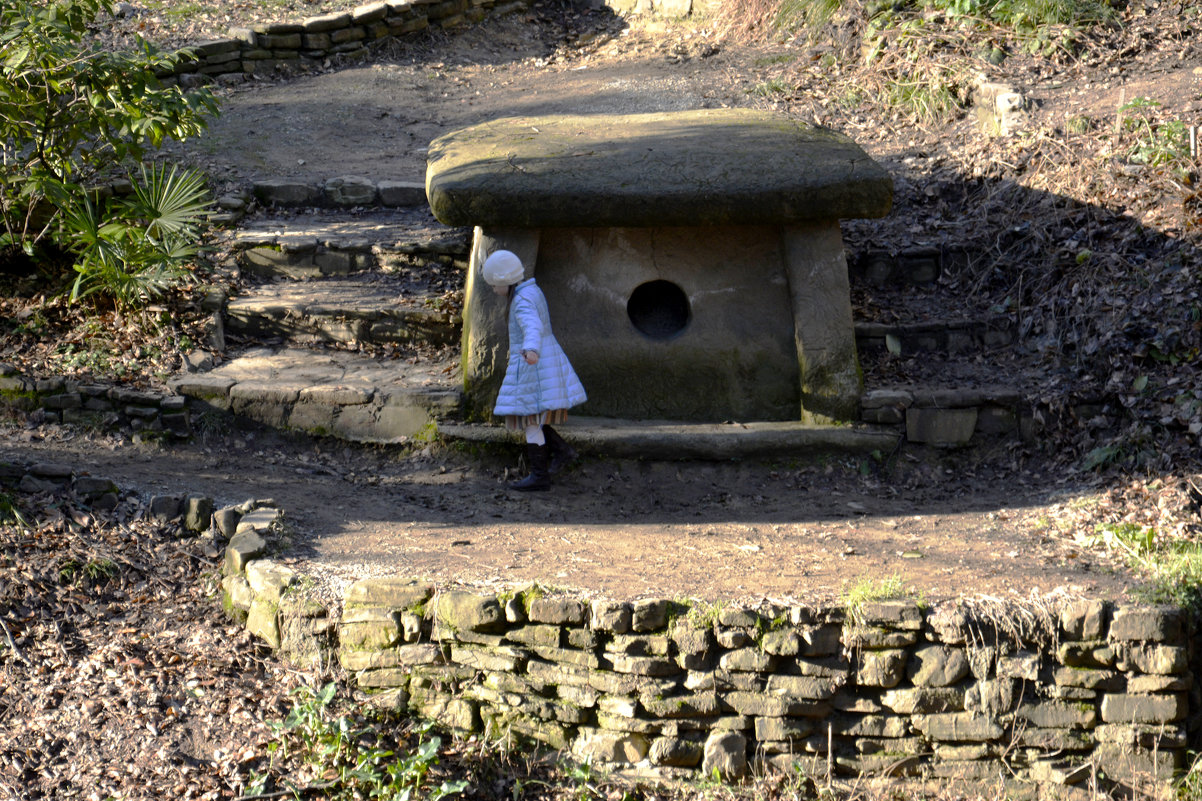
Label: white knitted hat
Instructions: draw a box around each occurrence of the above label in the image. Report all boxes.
[481,250,525,286]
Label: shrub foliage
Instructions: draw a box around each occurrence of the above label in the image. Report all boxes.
[0,0,217,307]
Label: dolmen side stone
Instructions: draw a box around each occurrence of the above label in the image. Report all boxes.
[426,108,893,423]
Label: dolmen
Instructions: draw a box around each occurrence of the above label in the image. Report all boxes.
[425,108,892,423]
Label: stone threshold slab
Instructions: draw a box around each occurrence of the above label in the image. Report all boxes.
[438,418,901,461]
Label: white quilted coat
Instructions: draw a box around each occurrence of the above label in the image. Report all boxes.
[493,278,587,417]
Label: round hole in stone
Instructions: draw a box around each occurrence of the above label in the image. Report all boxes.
[627,280,690,340]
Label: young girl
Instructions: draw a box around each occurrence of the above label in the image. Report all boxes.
[482,250,587,491]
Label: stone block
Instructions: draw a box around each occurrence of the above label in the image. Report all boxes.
[451,644,528,672]
[1094,743,1183,787]
[906,407,978,446]
[1108,605,1184,643]
[760,629,801,656]
[649,736,703,767]
[324,175,378,206]
[573,730,649,764]
[505,624,561,648]
[908,645,970,687]
[303,11,352,30]
[183,494,214,532]
[222,575,254,612]
[702,731,747,779]
[254,180,319,206]
[607,655,679,676]
[911,712,1004,742]
[224,530,267,575]
[378,180,427,206]
[764,675,839,700]
[246,560,296,603]
[881,687,965,715]
[724,691,830,718]
[149,494,183,522]
[340,607,402,651]
[632,598,671,632]
[607,634,671,656]
[527,597,586,625]
[754,717,814,741]
[856,649,907,688]
[1120,643,1187,675]
[832,714,908,738]
[591,600,632,633]
[640,692,720,719]
[1013,701,1097,729]
[1100,693,1187,724]
[1052,667,1122,691]
[436,591,503,633]
[246,596,281,649]
[720,648,776,672]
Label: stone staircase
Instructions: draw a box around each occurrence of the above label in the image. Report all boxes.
[171,201,1036,456]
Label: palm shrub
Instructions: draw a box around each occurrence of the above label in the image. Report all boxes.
[0,0,217,308]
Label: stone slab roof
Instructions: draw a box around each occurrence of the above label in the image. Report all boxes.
[425,108,893,228]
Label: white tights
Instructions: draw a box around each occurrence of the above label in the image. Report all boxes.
[524,422,546,445]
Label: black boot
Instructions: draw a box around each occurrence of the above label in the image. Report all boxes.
[510,443,551,491]
[542,425,578,475]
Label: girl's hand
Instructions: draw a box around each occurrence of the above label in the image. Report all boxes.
[522,349,539,365]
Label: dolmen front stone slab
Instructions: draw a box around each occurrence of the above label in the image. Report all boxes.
[426,108,893,423]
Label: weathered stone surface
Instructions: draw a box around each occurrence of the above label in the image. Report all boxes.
[426,110,892,228]
[1094,743,1183,785]
[451,644,529,672]
[855,649,908,688]
[912,712,1004,742]
[759,629,801,656]
[1013,701,1097,729]
[182,494,214,532]
[880,687,964,715]
[149,494,183,522]
[245,560,296,602]
[720,648,776,672]
[340,607,402,651]
[505,624,561,648]
[607,654,679,676]
[1095,722,1187,749]
[224,530,267,575]
[907,645,970,687]
[1100,693,1187,724]
[754,717,815,741]
[436,591,504,633]
[1053,667,1123,691]
[763,674,839,700]
[832,714,909,738]
[724,691,830,718]
[649,736,704,767]
[591,600,632,633]
[1108,605,1184,643]
[246,596,280,650]
[996,650,1040,680]
[573,730,649,764]
[527,597,587,625]
[641,692,721,719]
[702,731,747,780]
[845,626,918,648]
[1120,643,1187,675]
[345,577,433,609]
[906,407,978,446]
[1059,599,1107,641]
[858,601,923,629]
[222,575,254,612]
[632,599,671,632]
[607,634,671,656]
[255,180,319,206]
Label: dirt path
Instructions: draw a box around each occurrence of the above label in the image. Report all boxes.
[0,420,1138,607]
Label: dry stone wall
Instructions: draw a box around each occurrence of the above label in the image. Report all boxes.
[162,0,533,85]
[220,520,1201,797]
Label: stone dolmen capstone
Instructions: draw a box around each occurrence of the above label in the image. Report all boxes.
[426,108,892,423]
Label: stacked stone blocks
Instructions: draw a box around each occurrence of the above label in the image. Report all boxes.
[164,0,530,84]
[219,545,1201,794]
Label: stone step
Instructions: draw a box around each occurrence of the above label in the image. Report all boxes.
[224,276,461,350]
[169,347,461,444]
[861,384,1036,446]
[231,208,469,280]
[169,340,1035,451]
[855,317,1014,355]
[439,417,901,461]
